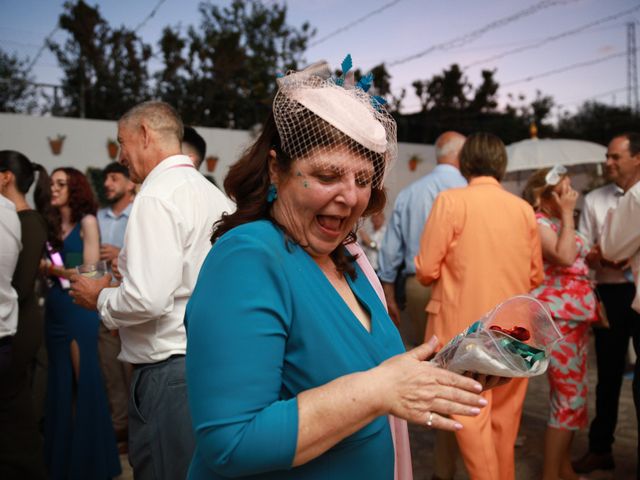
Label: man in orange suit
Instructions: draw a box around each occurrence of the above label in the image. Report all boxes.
[415,132,543,480]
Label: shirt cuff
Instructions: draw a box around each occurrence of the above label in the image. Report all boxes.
[97,287,118,330]
[377,266,398,283]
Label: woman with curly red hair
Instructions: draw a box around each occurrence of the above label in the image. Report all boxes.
[41,167,121,479]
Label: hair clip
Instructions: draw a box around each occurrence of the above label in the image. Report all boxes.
[544,165,568,186]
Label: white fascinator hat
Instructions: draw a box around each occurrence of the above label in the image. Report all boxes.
[272,56,397,188]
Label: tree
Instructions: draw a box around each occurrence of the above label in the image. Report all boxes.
[397,64,564,143]
[556,101,640,145]
[469,69,499,113]
[0,48,38,113]
[529,90,554,126]
[369,64,392,97]
[155,26,189,116]
[48,0,152,119]
[411,64,470,112]
[155,0,315,129]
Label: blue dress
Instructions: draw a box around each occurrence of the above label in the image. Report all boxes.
[44,223,121,479]
[185,220,405,479]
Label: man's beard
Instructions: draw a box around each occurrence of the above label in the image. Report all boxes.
[106,190,125,204]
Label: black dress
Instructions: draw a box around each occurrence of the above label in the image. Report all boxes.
[0,210,48,479]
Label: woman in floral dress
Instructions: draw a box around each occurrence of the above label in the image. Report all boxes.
[523,166,597,480]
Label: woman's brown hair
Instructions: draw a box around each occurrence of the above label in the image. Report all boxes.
[212,111,387,278]
[460,132,508,181]
[522,167,569,212]
[42,167,98,250]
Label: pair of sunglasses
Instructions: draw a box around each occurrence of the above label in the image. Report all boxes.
[544,165,568,186]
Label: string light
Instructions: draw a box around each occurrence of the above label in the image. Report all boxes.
[386,0,581,67]
[502,51,626,87]
[463,5,640,69]
[134,0,167,32]
[25,26,58,73]
[309,0,403,47]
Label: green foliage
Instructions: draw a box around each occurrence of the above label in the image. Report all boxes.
[155,0,315,129]
[529,90,554,126]
[396,108,530,144]
[403,64,536,143]
[48,0,152,119]
[0,48,38,113]
[85,166,107,206]
[413,64,471,111]
[556,102,640,145]
[470,69,499,113]
[369,63,406,112]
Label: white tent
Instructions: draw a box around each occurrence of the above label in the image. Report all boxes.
[506,138,606,172]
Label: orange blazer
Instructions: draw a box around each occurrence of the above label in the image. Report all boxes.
[415,176,544,344]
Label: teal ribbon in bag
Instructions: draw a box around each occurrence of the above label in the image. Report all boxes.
[498,337,545,368]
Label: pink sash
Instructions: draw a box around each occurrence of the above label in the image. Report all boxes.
[345,242,413,480]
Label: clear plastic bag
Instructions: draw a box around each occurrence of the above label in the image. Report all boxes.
[430,295,562,377]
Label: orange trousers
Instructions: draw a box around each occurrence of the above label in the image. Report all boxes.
[452,377,528,480]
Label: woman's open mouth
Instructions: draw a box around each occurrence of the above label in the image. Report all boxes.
[316,215,344,236]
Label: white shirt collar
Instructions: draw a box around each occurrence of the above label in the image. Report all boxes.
[0,194,16,211]
[140,154,195,192]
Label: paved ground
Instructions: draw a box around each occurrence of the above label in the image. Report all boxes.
[116,323,638,480]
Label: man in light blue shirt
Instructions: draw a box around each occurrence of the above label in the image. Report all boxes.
[98,163,135,260]
[379,131,467,341]
[96,161,135,449]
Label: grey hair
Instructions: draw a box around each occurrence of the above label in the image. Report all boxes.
[119,101,184,142]
[435,134,465,160]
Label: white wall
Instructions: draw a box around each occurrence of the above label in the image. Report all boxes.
[0,112,438,211]
[0,113,254,188]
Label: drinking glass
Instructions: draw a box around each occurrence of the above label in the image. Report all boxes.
[75,260,108,279]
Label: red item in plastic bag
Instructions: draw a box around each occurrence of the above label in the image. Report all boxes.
[489,325,531,341]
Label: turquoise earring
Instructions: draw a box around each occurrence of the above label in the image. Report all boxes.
[267,183,278,203]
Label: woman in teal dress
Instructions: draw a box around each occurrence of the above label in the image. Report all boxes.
[185,60,488,479]
[42,167,120,479]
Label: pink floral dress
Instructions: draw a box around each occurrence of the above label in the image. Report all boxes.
[532,213,597,430]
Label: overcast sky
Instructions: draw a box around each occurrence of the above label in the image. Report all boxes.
[2,0,639,119]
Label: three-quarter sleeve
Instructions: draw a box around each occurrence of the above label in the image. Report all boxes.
[185,231,298,477]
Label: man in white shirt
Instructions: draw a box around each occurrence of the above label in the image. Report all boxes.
[70,101,233,480]
[580,132,640,477]
[0,193,21,373]
[96,161,136,448]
